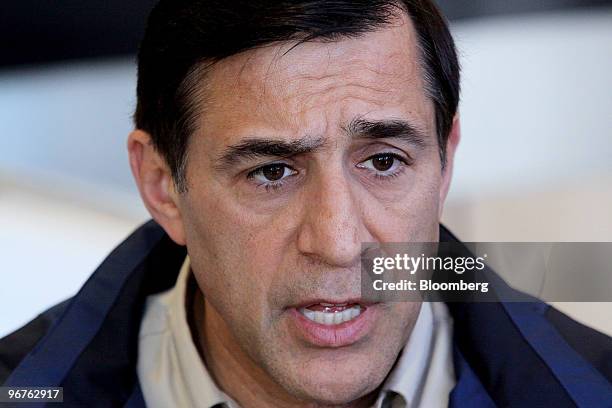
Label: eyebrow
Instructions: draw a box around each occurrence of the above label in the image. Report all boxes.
[345,117,428,149]
[214,137,326,171]
[214,118,428,171]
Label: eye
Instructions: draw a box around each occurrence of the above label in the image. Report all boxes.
[357,153,407,176]
[248,163,297,184]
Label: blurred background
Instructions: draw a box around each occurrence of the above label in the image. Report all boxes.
[1,0,611,338]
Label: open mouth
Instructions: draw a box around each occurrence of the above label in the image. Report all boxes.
[289,300,377,347]
[298,303,363,325]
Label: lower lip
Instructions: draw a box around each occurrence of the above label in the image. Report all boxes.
[288,305,378,348]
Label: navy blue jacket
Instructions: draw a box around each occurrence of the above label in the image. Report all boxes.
[1,221,611,407]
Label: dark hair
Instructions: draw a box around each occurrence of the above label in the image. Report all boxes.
[134,0,460,192]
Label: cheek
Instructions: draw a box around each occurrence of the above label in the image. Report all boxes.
[182,192,291,325]
[361,166,442,242]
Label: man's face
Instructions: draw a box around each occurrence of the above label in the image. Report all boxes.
[177,14,451,405]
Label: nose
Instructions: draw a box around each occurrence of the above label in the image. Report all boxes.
[296,170,366,268]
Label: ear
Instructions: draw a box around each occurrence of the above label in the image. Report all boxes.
[127,129,186,245]
[438,114,461,219]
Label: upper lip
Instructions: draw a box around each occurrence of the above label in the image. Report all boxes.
[290,297,377,309]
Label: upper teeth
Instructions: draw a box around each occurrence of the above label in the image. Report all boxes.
[299,305,361,325]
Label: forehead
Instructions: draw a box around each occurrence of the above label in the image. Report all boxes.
[197,12,434,141]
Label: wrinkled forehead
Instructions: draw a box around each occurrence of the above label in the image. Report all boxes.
[198,12,433,138]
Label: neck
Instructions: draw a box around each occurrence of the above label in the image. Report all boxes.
[190,288,378,408]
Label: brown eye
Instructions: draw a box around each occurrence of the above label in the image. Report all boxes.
[372,155,394,171]
[249,163,297,185]
[356,152,407,176]
[262,164,285,181]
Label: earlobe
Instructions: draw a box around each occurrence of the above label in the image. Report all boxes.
[438,115,461,219]
[127,130,187,245]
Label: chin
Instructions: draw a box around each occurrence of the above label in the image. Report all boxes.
[276,352,389,405]
[289,378,375,405]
